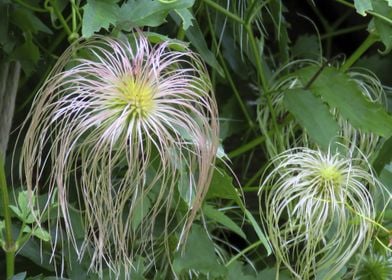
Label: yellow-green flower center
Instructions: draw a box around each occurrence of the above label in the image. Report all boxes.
[319,165,342,184]
[116,76,155,118]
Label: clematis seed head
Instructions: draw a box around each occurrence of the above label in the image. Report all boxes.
[259,147,381,279]
[19,32,219,277]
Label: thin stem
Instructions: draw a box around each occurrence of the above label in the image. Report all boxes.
[340,34,377,72]
[245,164,266,187]
[228,136,264,158]
[245,25,269,92]
[225,239,263,267]
[205,9,255,128]
[13,0,47,12]
[48,0,72,36]
[70,0,77,33]
[246,25,282,151]
[202,0,245,25]
[0,155,15,279]
[320,24,368,40]
[219,56,255,128]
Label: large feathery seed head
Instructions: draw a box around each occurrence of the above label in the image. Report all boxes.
[19,33,219,277]
[259,147,379,279]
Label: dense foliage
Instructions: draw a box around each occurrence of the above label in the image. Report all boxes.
[1,0,392,279]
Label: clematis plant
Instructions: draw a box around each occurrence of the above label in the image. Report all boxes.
[258,147,383,279]
[19,33,219,276]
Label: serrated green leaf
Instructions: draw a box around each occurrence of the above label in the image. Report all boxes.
[283,88,339,150]
[371,0,392,53]
[173,225,226,276]
[31,227,51,242]
[174,8,194,30]
[354,0,373,15]
[292,35,321,60]
[227,260,257,280]
[203,204,246,239]
[118,0,194,29]
[297,66,392,137]
[9,205,23,219]
[206,168,241,203]
[82,0,120,38]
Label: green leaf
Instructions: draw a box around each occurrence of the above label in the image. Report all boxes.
[118,0,194,29]
[173,225,226,276]
[18,238,55,272]
[373,135,392,174]
[31,227,51,242]
[178,171,195,208]
[131,196,151,230]
[174,8,194,30]
[144,32,188,51]
[297,66,392,137]
[11,7,52,35]
[11,272,27,280]
[203,204,246,239]
[10,36,40,75]
[257,267,291,280]
[371,0,392,53]
[284,88,339,150]
[206,168,241,204]
[23,225,51,242]
[9,205,23,219]
[244,209,272,255]
[227,261,257,280]
[82,0,120,38]
[354,0,373,15]
[292,35,321,60]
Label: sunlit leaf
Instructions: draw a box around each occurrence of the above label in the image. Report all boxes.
[354,0,373,15]
[82,0,120,38]
[297,66,392,137]
[118,0,194,29]
[284,88,339,150]
[174,8,194,30]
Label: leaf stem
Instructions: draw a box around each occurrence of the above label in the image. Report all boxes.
[228,136,265,159]
[340,34,377,72]
[0,155,15,279]
[47,0,72,36]
[202,0,245,25]
[225,239,263,267]
[320,24,368,40]
[205,9,255,128]
[245,25,282,153]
